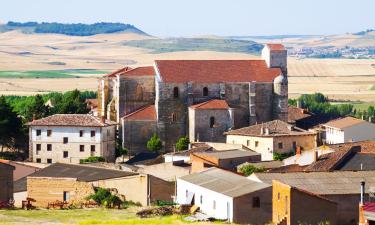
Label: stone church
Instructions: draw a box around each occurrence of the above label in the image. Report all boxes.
[98,44,288,154]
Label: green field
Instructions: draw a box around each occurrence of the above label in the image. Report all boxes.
[0,69,108,78]
[331,101,375,111]
[0,208,217,225]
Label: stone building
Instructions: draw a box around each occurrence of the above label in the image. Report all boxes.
[27,114,117,164]
[0,162,14,202]
[98,44,288,153]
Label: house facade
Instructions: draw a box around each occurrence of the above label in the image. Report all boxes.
[176,168,272,224]
[98,44,288,153]
[225,120,317,160]
[324,117,375,144]
[27,114,117,164]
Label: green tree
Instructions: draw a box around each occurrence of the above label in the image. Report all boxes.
[26,94,50,121]
[118,146,128,162]
[52,89,89,114]
[176,136,189,151]
[146,134,162,152]
[0,96,23,152]
[238,164,266,176]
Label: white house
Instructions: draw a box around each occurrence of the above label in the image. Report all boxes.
[323,117,375,144]
[176,168,271,224]
[27,114,117,164]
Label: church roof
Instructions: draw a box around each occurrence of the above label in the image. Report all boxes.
[104,66,132,77]
[120,66,155,76]
[122,105,156,121]
[266,44,286,51]
[189,99,229,110]
[154,60,281,83]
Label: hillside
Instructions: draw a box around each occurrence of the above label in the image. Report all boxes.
[0,21,147,36]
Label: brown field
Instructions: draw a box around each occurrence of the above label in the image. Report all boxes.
[1,31,375,100]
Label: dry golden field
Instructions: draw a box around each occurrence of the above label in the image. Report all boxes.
[1,31,375,101]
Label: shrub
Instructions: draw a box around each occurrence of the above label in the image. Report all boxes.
[87,188,123,208]
[175,136,189,151]
[238,164,266,176]
[80,156,105,164]
[273,152,294,161]
[147,134,162,152]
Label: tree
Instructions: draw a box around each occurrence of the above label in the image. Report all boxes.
[52,89,89,114]
[146,134,162,152]
[238,164,266,176]
[176,136,189,151]
[118,146,128,162]
[0,96,23,152]
[26,94,49,121]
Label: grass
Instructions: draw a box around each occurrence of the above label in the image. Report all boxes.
[331,101,375,111]
[0,69,108,78]
[0,208,217,225]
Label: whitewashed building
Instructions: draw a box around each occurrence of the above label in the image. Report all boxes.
[176,168,271,224]
[27,114,117,164]
[323,117,375,144]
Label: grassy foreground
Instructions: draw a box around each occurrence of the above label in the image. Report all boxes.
[0,208,216,225]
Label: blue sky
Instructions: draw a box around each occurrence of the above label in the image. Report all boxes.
[1,0,374,37]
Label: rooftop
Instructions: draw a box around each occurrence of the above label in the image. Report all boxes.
[104,66,132,77]
[225,120,314,137]
[324,116,366,129]
[29,163,137,182]
[27,114,116,127]
[189,99,229,110]
[250,170,375,195]
[165,146,214,157]
[266,44,286,51]
[180,167,270,198]
[193,149,260,160]
[120,66,155,77]
[155,60,281,83]
[287,106,312,123]
[122,105,156,121]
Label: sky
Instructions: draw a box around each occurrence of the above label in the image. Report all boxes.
[0,0,374,37]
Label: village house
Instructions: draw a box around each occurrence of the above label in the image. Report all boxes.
[249,170,375,225]
[190,149,260,173]
[176,167,272,224]
[0,159,41,181]
[27,114,117,164]
[26,163,174,207]
[0,162,15,202]
[323,116,375,144]
[272,180,337,225]
[99,44,288,153]
[225,120,317,161]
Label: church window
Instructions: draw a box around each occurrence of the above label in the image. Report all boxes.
[173,87,179,98]
[209,117,215,128]
[203,87,208,96]
[172,113,177,122]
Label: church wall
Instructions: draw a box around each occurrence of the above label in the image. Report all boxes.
[122,119,157,155]
[255,83,274,123]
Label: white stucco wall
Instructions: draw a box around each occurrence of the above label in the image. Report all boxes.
[325,122,375,144]
[164,155,190,163]
[13,191,27,207]
[176,179,233,221]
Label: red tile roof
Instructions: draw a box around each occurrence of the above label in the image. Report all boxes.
[288,106,312,123]
[190,99,229,110]
[266,44,286,51]
[120,66,155,76]
[123,105,156,121]
[27,114,116,127]
[324,116,366,129]
[155,60,281,83]
[364,203,375,212]
[104,67,132,77]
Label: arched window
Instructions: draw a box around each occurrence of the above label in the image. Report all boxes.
[210,116,215,128]
[173,87,179,98]
[203,87,208,96]
[172,113,177,122]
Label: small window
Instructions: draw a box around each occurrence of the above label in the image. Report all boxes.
[63,191,70,202]
[63,137,68,144]
[172,113,177,122]
[278,142,283,149]
[200,195,203,204]
[63,151,68,158]
[47,159,52,164]
[209,117,215,128]
[36,158,41,163]
[252,197,260,208]
[91,145,96,152]
[47,130,52,137]
[173,87,179,98]
[203,87,208,96]
[79,130,84,137]
[80,145,85,152]
[255,141,259,147]
[247,140,250,146]
[91,130,96,137]
[213,200,216,209]
[47,144,52,151]
[36,129,41,136]
[36,144,41,151]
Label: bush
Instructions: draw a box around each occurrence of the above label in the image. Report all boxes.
[147,134,162,152]
[238,164,266,176]
[87,188,123,208]
[273,152,294,161]
[175,136,189,151]
[80,156,105,164]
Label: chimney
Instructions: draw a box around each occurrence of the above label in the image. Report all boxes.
[313,150,319,162]
[296,146,301,155]
[101,116,105,123]
[360,181,366,205]
[265,128,270,135]
[260,125,265,135]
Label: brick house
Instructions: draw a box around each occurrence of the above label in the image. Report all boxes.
[27,114,117,164]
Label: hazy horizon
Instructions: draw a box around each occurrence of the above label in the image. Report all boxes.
[1,0,374,37]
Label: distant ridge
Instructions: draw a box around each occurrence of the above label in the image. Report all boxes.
[0,21,148,36]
